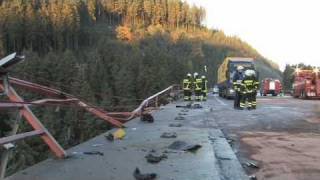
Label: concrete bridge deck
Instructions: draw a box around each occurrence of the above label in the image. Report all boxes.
[7,96,248,180]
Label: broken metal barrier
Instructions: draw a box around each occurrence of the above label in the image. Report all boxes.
[0,52,182,178]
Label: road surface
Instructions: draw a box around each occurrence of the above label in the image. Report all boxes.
[7,94,320,180]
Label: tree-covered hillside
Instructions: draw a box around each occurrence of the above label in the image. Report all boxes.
[0,0,281,175]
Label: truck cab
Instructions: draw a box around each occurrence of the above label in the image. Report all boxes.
[217,57,256,98]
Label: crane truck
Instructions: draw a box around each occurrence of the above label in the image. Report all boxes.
[217,57,256,98]
[293,69,320,99]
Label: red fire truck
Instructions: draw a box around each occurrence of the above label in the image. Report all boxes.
[260,78,282,96]
[293,69,320,98]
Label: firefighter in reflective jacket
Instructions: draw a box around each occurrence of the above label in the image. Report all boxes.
[233,66,244,109]
[193,72,203,101]
[183,73,193,101]
[240,69,259,110]
[201,75,208,101]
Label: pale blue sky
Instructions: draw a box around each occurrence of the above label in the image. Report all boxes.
[186,0,320,70]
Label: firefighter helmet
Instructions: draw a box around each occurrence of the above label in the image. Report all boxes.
[245,69,256,77]
[194,72,199,78]
[237,66,244,72]
[201,75,206,79]
[187,73,192,78]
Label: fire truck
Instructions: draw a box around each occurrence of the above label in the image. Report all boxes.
[260,78,282,96]
[293,69,320,98]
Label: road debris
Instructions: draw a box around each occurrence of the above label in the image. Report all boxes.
[141,113,154,123]
[192,103,203,109]
[168,141,202,152]
[145,151,167,163]
[71,151,104,156]
[105,133,114,141]
[133,168,157,180]
[174,116,185,120]
[161,132,177,138]
[178,112,187,116]
[113,128,126,139]
[169,123,183,127]
[249,175,257,180]
[245,161,259,169]
[91,144,103,147]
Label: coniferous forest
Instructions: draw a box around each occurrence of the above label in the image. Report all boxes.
[0,0,281,175]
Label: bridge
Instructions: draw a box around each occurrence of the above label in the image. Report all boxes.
[1,53,320,180]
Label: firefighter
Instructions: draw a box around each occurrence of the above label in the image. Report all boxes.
[201,75,208,101]
[183,73,193,101]
[252,73,259,109]
[240,69,259,110]
[193,72,203,101]
[233,66,244,109]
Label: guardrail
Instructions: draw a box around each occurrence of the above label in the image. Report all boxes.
[129,84,181,120]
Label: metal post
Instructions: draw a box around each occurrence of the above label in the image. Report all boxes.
[0,111,22,179]
[155,97,159,108]
[0,84,67,158]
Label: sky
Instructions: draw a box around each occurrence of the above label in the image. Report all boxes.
[186,0,320,71]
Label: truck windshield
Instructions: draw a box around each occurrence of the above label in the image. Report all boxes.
[229,62,254,72]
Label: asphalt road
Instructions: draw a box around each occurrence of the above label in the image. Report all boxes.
[206,94,320,180]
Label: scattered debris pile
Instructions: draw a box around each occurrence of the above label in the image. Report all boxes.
[133,168,157,180]
[160,132,177,138]
[168,141,202,152]
[145,150,167,164]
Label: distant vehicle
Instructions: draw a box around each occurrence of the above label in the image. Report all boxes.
[217,57,256,98]
[293,69,320,98]
[261,78,282,96]
[212,85,219,94]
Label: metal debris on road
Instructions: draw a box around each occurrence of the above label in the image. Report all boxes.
[71,151,104,156]
[141,113,154,123]
[133,168,157,180]
[168,141,202,152]
[169,123,183,127]
[105,133,114,141]
[249,175,257,180]
[91,144,103,147]
[192,103,203,109]
[174,116,185,120]
[178,112,187,116]
[145,151,168,164]
[160,132,177,138]
[245,161,259,169]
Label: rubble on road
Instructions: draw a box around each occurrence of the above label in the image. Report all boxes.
[249,175,257,180]
[160,132,177,138]
[145,151,167,164]
[105,133,114,141]
[133,168,157,180]
[71,151,104,156]
[245,161,259,169]
[168,141,202,152]
[169,123,183,127]
[141,113,154,123]
[178,112,187,116]
[174,116,185,120]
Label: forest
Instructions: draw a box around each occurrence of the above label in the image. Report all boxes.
[0,0,281,175]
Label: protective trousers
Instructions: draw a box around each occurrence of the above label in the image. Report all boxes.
[183,79,192,101]
[234,91,241,109]
[194,78,203,101]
